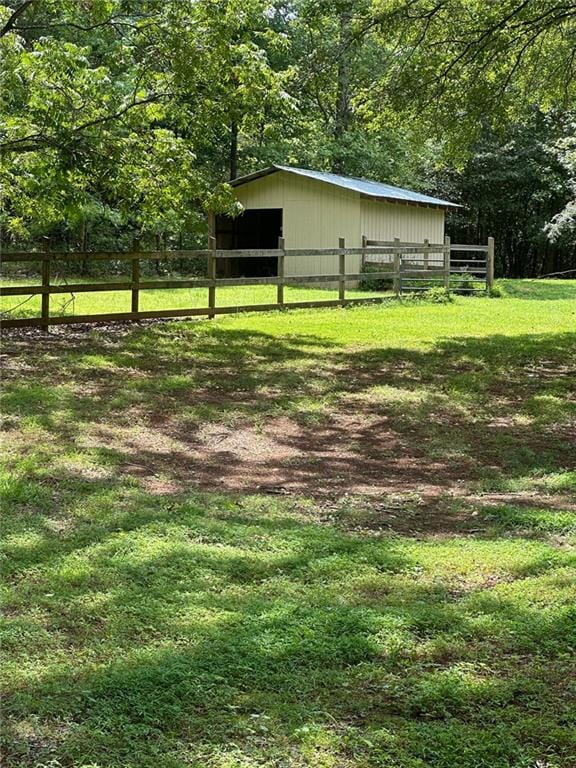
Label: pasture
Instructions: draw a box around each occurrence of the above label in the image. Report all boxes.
[1,280,575,768]
[0,279,390,321]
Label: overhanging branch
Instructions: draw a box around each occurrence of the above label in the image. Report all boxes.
[0,0,35,38]
[0,93,169,154]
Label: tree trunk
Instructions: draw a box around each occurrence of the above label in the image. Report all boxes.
[155,234,162,276]
[229,120,238,180]
[80,220,88,276]
[331,9,352,174]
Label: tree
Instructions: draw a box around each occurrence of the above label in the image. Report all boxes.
[439,111,574,277]
[0,0,286,244]
[365,0,576,147]
[546,130,576,248]
[269,0,433,180]
[1,0,574,275]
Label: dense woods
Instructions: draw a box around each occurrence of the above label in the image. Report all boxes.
[1,0,575,276]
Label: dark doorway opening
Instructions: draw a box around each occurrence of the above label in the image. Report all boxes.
[215,208,282,277]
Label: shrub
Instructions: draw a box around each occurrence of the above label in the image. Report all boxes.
[489,281,506,298]
[359,262,394,292]
[423,287,454,303]
[452,272,477,294]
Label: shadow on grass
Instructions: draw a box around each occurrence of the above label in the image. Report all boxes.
[3,325,574,497]
[3,324,576,492]
[1,477,575,767]
[1,317,575,766]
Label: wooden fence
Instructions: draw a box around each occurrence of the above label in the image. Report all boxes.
[0,236,494,329]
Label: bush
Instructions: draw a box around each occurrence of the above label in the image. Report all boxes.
[398,287,454,304]
[489,281,506,298]
[452,273,484,296]
[423,287,454,303]
[358,262,394,292]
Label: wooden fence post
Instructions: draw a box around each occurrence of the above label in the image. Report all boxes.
[361,234,367,272]
[393,237,401,296]
[338,237,346,305]
[423,238,430,271]
[208,235,216,319]
[131,238,140,314]
[487,237,495,293]
[41,241,50,332]
[277,236,285,307]
[444,235,451,292]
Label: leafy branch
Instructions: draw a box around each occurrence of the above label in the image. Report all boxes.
[0,93,169,154]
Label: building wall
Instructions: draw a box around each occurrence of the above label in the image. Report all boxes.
[360,198,445,244]
[233,172,362,278]
[360,199,445,267]
[233,171,446,278]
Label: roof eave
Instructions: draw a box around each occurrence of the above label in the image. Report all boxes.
[359,193,462,211]
[229,166,280,187]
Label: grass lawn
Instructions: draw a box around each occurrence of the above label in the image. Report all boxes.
[1,280,575,768]
[0,277,391,320]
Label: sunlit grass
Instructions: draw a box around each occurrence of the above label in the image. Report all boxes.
[1,279,575,768]
[3,276,574,323]
[0,275,391,318]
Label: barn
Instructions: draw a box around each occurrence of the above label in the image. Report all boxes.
[211,165,460,279]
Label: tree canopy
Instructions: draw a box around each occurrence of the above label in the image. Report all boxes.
[1,0,575,272]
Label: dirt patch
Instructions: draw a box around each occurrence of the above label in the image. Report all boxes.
[3,322,574,537]
[84,413,460,496]
[70,410,493,535]
[68,399,574,535]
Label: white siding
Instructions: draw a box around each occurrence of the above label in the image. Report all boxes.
[361,198,444,242]
[234,173,362,278]
[232,171,446,278]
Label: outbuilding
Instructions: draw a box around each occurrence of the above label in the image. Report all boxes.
[212,165,460,279]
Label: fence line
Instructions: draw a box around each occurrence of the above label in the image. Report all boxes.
[0,243,491,263]
[0,237,494,329]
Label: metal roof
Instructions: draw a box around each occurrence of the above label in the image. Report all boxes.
[230,164,461,209]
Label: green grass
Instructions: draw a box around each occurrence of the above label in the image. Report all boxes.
[1,279,575,768]
[0,276,391,319]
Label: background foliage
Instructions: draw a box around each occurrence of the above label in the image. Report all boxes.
[1,0,575,275]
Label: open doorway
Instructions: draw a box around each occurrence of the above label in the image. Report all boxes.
[215,208,282,277]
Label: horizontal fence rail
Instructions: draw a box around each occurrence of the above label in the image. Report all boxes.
[0,245,478,262]
[1,236,494,329]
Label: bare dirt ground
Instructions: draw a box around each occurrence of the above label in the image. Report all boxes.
[2,320,575,535]
[82,405,575,536]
